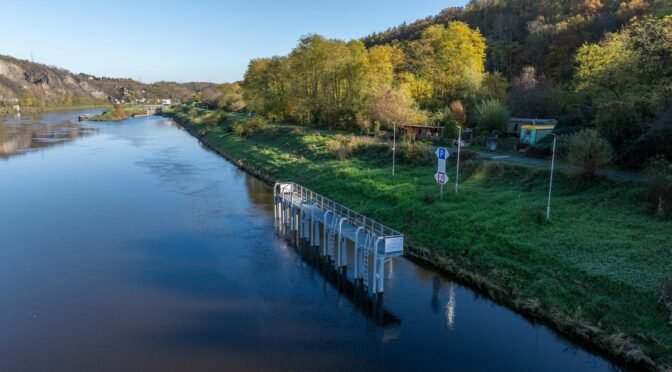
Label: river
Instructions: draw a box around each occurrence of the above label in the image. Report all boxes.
[0,111,617,371]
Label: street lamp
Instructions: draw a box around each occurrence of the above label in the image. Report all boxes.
[546,134,557,222]
[455,125,462,194]
[392,122,396,177]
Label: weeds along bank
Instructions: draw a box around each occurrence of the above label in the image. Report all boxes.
[164,107,672,370]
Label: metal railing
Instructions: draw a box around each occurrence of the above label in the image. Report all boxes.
[275,182,403,239]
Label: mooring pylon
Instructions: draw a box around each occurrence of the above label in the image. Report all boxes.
[273,182,404,296]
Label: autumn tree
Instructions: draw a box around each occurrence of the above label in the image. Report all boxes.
[370,86,419,128]
[218,83,245,112]
[404,22,486,108]
[243,57,289,119]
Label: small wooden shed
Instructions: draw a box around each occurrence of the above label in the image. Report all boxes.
[400,125,444,140]
[508,118,557,136]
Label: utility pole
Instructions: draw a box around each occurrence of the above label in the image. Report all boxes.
[546,135,557,222]
[392,122,396,177]
[455,125,462,193]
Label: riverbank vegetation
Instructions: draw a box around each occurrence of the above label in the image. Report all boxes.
[90,105,146,121]
[165,105,672,369]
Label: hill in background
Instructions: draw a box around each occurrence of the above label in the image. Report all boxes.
[0,54,216,111]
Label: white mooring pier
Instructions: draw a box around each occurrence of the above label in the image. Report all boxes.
[274,182,404,296]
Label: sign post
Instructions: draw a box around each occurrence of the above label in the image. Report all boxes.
[435,147,449,199]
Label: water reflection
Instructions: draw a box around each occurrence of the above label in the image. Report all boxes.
[431,275,442,313]
[445,283,456,330]
[0,117,97,159]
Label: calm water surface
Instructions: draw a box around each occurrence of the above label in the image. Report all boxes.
[0,111,617,371]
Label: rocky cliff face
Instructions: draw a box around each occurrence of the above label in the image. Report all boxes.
[0,55,215,108]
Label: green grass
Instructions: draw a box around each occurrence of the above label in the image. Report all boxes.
[168,107,672,368]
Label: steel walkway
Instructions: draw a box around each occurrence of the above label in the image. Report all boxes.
[274,182,404,295]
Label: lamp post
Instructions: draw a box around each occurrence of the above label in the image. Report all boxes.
[455,125,462,194]
[392,122,396,177]
[546,134,557,222]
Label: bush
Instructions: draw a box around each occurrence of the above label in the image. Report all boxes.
[475,99,510,134]
[645,156,672,218]
[325,135,359,160]
[594,101,647,154]
[229,117,269,137]
[566,129,613,179]
[398,133,432,163]
[231,121,246,137]
[247,116,268,132]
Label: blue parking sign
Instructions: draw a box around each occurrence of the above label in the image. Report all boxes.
[436,147,448,160]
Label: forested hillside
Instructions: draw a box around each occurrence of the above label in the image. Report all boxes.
[0,55,216,111]
[240,0,672,169]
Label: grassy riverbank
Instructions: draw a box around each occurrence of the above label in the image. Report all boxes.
[165,107,672,370]
[90,105,146,121]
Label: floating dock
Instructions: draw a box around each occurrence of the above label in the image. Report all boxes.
[273,182,404,296]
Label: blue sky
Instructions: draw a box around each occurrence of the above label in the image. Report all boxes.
[1,0,466,83]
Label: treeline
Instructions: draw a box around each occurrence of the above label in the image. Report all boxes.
[575,15,672,167]
[364,0,670,82]
[238,0,672,171]
[242,22,499,131]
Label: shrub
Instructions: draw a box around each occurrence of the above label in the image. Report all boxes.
[645,156,672,218]
[398,133,432,163]
[356,113,372,135]
[566,129,614,179]
[449,100,467,125]
[594,101,647,154]
[229,117,269,137]
[372,121,381,136]
[475,99,510,134]
[247,116,268,132]
[110,105,127,120]
[231,121,246,137]
[325,135,359,160]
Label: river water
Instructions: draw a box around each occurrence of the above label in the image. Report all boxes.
[0,111,617,371]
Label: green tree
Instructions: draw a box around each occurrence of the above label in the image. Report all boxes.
[405,22,486,107]
[575,32,642,103]
[243,57,290,119]
[475,99,510,133]
[566,129,614,179]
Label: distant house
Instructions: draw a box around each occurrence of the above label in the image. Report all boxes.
[161,99,172,106]
[508,118,557,136]
[519,124,556,145]
[400,125,444,140]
